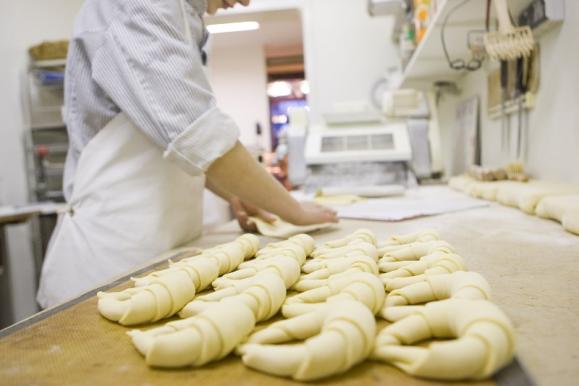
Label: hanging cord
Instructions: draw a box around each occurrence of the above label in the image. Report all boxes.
[441,0,482,71]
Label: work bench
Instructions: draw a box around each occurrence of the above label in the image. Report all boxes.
[1,194,578,386]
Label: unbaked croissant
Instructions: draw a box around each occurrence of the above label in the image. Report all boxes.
[97,234,259,326]
[316,229,377,250]
[257,234,315,258]
[293,255,378,292]
[310,242,378,261]
[179,273,287,321]
[379,240,454,263]
[210,236,314,291]
[379,250,464,274]
[239,299,376,381]
[128,274,287,368]
[254,242,309,266]
[283,271,385,317]
[212,255,301,290]
[182,236,312,320]
[378,229,440,249]
[372,299,515,380]
[381,271,492,321]
[380,253,465,292]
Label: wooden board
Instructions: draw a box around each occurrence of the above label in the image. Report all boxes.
[0,211,39,225]
[0,243,533,386]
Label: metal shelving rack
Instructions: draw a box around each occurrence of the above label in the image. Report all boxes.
[21,59,68,203]
[396,0,532,89]
[20,57,69,277]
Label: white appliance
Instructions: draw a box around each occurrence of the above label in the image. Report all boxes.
[286,91,443,191]
[382,89,444,178]
[286,104,414,191]
[305,122,412,165]
[286,107,309,186]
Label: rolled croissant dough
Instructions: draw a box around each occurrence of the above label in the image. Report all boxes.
[536,195,579,235]
[97,234,259,325]
[449,175,579,236]
[249,216,334,238]
[373,299,515,380]
[95,229,517,382]
[240,300,376,381]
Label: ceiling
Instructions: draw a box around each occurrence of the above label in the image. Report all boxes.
[206,9,303,56]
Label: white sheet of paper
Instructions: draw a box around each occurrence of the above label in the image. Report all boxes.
[337,186,488,221]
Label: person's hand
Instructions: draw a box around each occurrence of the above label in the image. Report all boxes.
[207,0,251,15]
[230,197,276,232]
[284,202,339,226]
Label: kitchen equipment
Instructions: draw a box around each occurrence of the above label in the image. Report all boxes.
[286,107,309,186]
[382,89,444,178]
[518,0,565,37]
[515,56,526,159]
[486,46,539,120]
[382,89,429,118]
[303,120,412,189]
[484,0,534,61]
[500,59,509,152]
[407,119,432,178]
[305,122,412,165]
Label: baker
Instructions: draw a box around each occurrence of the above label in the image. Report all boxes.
[37,0,337,308]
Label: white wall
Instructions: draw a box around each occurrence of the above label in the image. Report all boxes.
[301,0,400,124]
[0,0,83,322]
[207,32,271,149]
[208,0,401,140]
[438,1,579,182]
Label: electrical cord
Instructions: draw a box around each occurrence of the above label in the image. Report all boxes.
[441,0,482,71]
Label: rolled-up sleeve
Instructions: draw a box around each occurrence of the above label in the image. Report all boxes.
[91,0,239,175]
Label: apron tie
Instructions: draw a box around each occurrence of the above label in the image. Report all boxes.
[59,204,75,217]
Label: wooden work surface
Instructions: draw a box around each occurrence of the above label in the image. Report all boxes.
[0,211,39,225]
[2,193,578,386]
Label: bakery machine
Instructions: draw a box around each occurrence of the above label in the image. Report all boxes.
[286,95,442,194]
[303,118,411,192]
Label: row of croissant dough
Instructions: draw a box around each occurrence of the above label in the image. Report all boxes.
[97,229,515,381]
[450,175,579,236]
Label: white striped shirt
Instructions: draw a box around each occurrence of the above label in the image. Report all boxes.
[63,0,239,200]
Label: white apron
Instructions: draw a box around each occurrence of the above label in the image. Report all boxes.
[37,0,204,308]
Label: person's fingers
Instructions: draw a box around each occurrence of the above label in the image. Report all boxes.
[207,0,220,14]
[309,201,337,215]
[315,204,338,223]
[234,208,249,223]
[236,210,258,232]
[256,208,276,223]
[224,0,237,7]
[237,199,274,224]
[323,211,339,223]
[321,206,337,215]
[240,219,258,232]
[237,0,251,5]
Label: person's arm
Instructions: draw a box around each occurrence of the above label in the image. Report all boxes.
[206,178,276,232]
[205,179,233,202]
[207,142,337,226]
